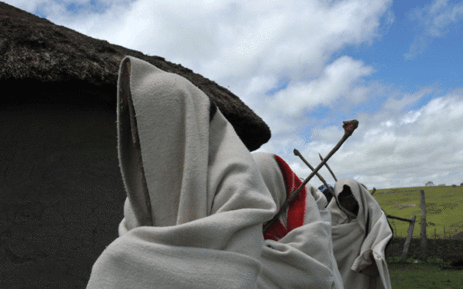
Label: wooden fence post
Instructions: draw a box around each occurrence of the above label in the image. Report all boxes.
[401,215,416,263]
[386,214,418,263]
[420,190,427,262]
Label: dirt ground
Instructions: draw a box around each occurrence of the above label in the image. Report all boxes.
[0,103,127,288]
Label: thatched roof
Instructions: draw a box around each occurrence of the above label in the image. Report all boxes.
[0,2,271,151]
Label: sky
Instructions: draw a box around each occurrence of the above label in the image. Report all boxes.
[5,0,463,190]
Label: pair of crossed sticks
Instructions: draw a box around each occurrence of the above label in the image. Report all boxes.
[263,120,359,233]
[294,150,337,194]
[297,150,376,195]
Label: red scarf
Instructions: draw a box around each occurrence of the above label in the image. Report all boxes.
[264,155,307,241]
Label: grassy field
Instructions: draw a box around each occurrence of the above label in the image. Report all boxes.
[387,256,463,289]
[370,186,463,239]
[369,186,463,288]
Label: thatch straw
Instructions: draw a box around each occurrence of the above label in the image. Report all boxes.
[0,2,271,151]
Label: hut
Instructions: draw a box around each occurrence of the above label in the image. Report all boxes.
[0,2,271,288]
[0,2,270,151]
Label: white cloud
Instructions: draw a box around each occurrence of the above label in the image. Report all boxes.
[382,120,395,127]
[405,0,463,59]
[382,87,432,111]
[400,111,421,125]
[312,125,344,143]
[5,0,49,13]
[267,56,375,116]
[26,0,391,94]
[285,92,463,189]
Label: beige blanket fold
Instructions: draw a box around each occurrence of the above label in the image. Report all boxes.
[86,56,277,288]
[327,178,393,289]
[252,152,344,289]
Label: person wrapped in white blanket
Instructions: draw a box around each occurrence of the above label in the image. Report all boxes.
[86,56,392,289]
[253,154,393,289]
[327,179,393,289]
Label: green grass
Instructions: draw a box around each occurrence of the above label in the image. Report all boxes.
[370,186,463,288]
[370,186,463,239]
[387,256,463,289]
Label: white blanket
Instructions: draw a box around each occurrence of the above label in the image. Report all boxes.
[252,152,344,289]
[86,56,344,288]
[327,178,393,289]
[86,56,277,288]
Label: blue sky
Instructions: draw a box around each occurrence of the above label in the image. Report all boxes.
[6,0,463,189]
[342,1,463,93]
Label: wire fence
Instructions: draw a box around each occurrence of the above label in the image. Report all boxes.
[388,218,462,240]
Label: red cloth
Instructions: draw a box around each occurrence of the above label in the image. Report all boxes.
[264,155,307,241]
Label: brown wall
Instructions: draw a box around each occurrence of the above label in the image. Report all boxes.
[0,103,126,288]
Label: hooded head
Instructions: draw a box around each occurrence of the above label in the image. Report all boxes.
[116,56,275,230]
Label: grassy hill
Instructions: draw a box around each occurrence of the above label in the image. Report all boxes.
[370,186,463,239]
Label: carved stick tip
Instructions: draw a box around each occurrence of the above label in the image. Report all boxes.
[342,119,359,135]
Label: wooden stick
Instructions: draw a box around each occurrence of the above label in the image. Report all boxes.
[318,153,338,182]
[263,120,359,233]
[400,215,416,263]
[294,149,334,197]
[387,214,413,223]
[420,190,427,261]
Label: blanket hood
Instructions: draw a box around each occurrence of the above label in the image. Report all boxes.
[117,55,217,227]
[87,56,277,288]
[327,178,393,289]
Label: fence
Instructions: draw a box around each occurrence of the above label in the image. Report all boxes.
[356,187,456,262]
[429,226,461,240]
[381,190,427,263]
[386,214,416,262]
